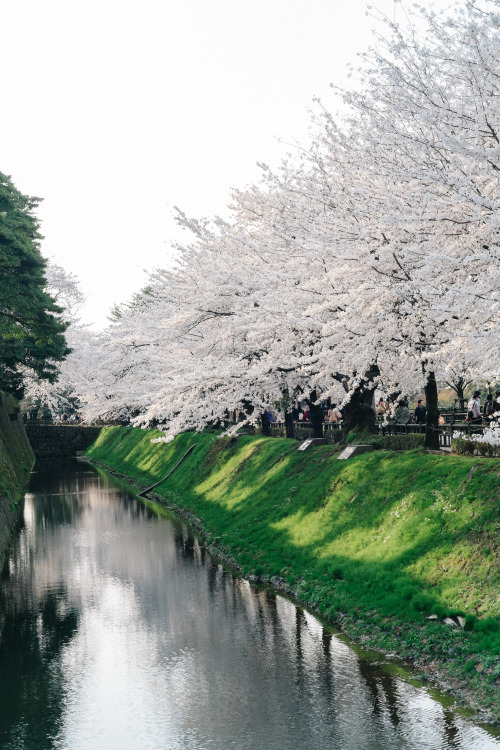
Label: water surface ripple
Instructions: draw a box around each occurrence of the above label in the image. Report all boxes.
[0,460,498,750]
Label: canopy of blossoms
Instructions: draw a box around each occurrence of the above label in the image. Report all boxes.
[34,1,500,447]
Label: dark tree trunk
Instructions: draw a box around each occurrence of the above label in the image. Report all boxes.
[340,365,379,437]
[260,412,270,436]
[424,371,440,450]
[307,390,324,438]
[446,378,471,412]
[451,379,466,411]
[279,389,295,439]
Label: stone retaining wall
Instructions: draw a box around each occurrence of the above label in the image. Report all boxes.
[0,392,35,572]
[25,424,102,458]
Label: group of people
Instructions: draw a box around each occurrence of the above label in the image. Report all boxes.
[378,397,425,423]
[467,391,500,424]
[377,398,422,425]
[291,403,343,424]
[22,410,83,423]
[265,402,344,425]
[264,389,499,428]
[54,412,83,423]
[392,400,435,426]
[376,390,500,427]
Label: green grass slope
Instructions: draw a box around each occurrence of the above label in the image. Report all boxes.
[87,427,500,718]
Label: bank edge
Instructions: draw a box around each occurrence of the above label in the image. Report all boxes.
[86,426,500,723]
[0,392,35,573]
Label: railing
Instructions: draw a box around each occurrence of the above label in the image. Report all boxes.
[23,418,120,426]
[377,421,485,449]
[378,422,447,447]
[24,419,85,426]
[322,423,343,441]
[269,422,287,439]
[267,417,487,449]
[268,421,343,443]
[378,423,426,435]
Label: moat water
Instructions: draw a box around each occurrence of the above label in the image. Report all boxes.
[0,460,498,749]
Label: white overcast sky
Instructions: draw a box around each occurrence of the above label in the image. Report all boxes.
[1,0,452,328]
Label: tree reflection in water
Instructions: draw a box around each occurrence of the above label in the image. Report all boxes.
[0,459,498,750]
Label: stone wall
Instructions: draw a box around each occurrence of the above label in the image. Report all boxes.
[0,391,35,572]
[25,424,102,458]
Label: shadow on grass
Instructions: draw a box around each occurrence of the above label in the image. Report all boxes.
[88,428,500,650]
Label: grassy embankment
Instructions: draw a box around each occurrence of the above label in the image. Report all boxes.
[87,426,500,720]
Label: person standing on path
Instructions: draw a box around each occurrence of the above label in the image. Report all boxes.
[414,399,426,425]
[483,394,496,419]
[467,391,482,425]
[494,392,500,416]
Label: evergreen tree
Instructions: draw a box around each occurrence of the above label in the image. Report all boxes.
[0,172,69,398]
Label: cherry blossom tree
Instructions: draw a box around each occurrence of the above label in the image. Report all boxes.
[22,262,90,416]
[64,1,499,449]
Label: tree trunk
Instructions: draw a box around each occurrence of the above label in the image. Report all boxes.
[424,371,440,450]
[307,390,324,438]
[260,412,270,436]
[279,389,295,439]
[452,379,466,411]
[340,365,379,437]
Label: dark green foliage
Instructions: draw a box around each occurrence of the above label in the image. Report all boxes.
[0,172,69,398]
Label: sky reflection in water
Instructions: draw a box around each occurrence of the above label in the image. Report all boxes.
[0,460,498,750]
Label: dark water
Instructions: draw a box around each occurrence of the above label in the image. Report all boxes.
[0,461,498,750]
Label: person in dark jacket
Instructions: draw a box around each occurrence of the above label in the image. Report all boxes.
[414,399,426,424]
[264,407,275,423]
[494,392,500,415]
[484,393,496,419]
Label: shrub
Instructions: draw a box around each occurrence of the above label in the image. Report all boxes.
[380,433,425,451]
[452,427,500,457]
[347,431,425,451]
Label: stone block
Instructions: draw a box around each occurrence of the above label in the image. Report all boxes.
[337,445,374,460]
[297,438,328,451]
